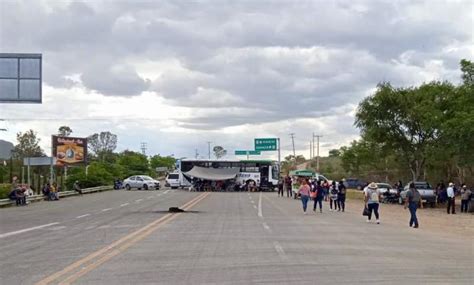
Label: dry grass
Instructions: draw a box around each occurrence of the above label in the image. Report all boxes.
[346,189,364,200]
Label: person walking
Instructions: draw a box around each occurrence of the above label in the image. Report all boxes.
[460,184,471,213]
[364,182,381,224]
[313,180,324,213]
[322,180,330,201]
[285,176,292,198]
[404,182,422,228]
[298,179,311,214]
[337,180,347,212]
[329,181,339,212]
[446,182,456,214]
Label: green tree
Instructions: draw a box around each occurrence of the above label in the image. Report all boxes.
[150,155,176,170]
[117,150,149,177]
[13,129,44,159]
[328,149,341,157]
[58,126,73,137]
[88,131,118,161]
[460,59,474,85]
[355,82,453,181]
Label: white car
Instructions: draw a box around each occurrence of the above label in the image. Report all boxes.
[123,175,160,190]
[165,173,180,189]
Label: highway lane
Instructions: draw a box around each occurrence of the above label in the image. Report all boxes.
[1,191,472,284]
[0,189,201,285]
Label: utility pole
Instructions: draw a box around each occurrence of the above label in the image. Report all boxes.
[140,142,147,156]
[310,140,312,159]
[195,149,199,159]
[313,134,323,172]
[289,133,296,165]
[207,141,211,159]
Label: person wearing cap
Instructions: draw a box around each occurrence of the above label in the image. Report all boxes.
[460,184,471,213]
[404,182,423,228]
[446,182,456,214]
[364,182,381,224]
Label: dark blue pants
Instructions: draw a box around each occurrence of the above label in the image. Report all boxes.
[408,202,419,227]
[313,197,323,211]
[301,195,309,212]
[367,203,379,220]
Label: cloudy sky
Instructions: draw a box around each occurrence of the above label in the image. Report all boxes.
[0,0,472,160]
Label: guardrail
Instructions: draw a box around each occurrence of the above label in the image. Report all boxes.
[0,186,113,208]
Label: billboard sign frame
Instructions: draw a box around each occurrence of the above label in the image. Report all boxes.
[51,136,88,166]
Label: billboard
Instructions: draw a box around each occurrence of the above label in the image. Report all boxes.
[0,53,42,103]
[52,136,87,166]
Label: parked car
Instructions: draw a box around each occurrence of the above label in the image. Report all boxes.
[344,178,367,190]
[165,172,180,189]
[123,175,160,190]
[399,181,436,207]
[375,183,397,195]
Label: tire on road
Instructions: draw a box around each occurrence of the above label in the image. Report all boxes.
[143,184,148,190]
[125,184,131,190]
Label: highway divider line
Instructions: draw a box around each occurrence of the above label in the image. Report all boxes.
[258,192,263,218]
[35,192,209,285]
[75,214,90,219]
[0,222,60,239]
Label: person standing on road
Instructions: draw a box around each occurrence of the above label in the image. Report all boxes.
[313,180,324,213]
[322,180,330,201]
[277,177,284,197]
[337,180,347,212]
[329,181,339,212]
[364,182,381,224]
[285,176,292,198]
[446,182,456,214]
[298,179,311,214]
[404,182,423,228]
[460,184,471,213]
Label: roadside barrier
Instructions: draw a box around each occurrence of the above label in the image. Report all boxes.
[0,186,113,208]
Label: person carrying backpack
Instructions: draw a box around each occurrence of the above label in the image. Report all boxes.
[404,182,423,228]
[364,182,381,224]
[337,180,347,212]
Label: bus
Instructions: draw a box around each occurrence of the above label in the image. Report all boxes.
[174,159,280,191]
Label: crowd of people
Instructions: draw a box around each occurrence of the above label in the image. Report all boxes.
[278,175,472,229]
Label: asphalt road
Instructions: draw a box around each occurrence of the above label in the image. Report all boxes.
[0,189,472,284]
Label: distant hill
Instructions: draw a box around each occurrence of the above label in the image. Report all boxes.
[0,139,14,159]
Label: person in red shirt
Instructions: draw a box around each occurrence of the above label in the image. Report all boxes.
[298,179,311,214]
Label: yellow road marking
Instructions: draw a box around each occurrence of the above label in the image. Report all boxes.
[36,192,210,285]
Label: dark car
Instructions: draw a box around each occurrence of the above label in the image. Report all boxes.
[344,178,367,190]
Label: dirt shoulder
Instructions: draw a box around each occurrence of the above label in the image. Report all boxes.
[345,197,473,239]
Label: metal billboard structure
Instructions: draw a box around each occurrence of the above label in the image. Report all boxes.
[0,53,42,103]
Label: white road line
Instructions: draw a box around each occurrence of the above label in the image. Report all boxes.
[147,196,154,199]
[120,203,129,207]
[253,205,257,209]
[0,222,60,239]
[76,214,90,219]
[273,241,287,260]
[250,200,255,204]
[135,199,143,203]
[262,222,271,232]
[102,208,112,212]
[164,190,170,194]
[258,192,263,218]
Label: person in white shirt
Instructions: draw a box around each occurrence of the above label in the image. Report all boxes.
[446,182,456,214]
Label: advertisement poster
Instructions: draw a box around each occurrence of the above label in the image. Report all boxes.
[52,136,87,166]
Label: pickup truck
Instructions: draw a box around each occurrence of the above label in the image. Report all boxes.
[400,182,436,207]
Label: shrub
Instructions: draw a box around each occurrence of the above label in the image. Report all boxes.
[0,184,12,199]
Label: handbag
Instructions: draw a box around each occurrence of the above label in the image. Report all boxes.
[310,191,317,198]
[362,206,369,216]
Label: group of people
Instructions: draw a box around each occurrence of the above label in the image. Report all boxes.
[436,182,472,214]
[8,176,32,206]
[280,176,347,215]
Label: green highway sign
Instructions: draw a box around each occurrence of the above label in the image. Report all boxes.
[254,138,277,151]
[235,150,261,155]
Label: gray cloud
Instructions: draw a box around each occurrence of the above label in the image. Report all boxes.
[0,0,472,156]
